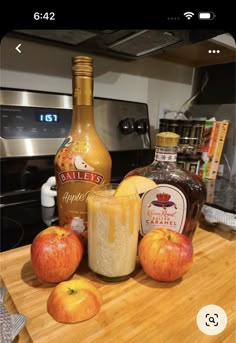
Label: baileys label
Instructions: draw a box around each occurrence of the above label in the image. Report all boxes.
[58,170,104,185]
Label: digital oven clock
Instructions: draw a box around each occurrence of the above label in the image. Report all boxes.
[37,113,59,122]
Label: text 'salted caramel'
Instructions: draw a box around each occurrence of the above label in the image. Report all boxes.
[54,56,112,236]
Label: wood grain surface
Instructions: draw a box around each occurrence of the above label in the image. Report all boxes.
[0,227,235,343]
[0,277,32,343]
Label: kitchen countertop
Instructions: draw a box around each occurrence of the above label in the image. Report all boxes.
[0,227,235,343]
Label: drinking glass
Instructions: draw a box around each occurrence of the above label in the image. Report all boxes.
[87,184,141,282]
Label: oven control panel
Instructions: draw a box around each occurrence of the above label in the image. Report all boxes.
[0,89,151,157]
[1,106,72,139]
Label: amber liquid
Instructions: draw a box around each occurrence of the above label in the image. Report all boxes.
[128,150,206,240]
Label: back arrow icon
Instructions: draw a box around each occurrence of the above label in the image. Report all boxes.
[16,44,22,53]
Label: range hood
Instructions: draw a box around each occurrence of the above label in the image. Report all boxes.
[13,29,224,60]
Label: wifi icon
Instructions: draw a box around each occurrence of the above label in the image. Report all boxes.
[184,12,194,20]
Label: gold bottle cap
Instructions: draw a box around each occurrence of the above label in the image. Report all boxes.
[156,132,180,147]
[72,56,93,77]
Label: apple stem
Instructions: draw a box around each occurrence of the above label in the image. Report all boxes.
[67,288,78,295]
[167,234,172,240]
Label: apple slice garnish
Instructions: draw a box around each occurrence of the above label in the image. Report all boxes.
[114,176,156,197]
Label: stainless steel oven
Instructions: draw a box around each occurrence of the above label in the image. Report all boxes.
[0,88,154,251]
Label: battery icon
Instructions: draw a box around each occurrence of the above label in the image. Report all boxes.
[198,12,216,20]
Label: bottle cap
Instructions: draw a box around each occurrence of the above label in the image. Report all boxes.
[72,56,93,77]
[156,132,180,147]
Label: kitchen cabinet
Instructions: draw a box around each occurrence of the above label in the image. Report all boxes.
[0,226,235,343]
[155,35,235,67]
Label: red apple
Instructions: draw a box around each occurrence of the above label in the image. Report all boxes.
[47,278,102,323]
[138,228,193,281]
[31,226,83,283]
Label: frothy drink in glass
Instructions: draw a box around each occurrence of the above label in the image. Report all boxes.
[87,184,141,282]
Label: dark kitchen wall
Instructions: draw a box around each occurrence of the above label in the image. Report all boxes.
[193,62,235,105]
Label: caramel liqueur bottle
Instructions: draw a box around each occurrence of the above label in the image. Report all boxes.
[127,132,206,239]
[54,56,112,236]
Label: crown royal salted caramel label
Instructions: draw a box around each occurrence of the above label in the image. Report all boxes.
[141,184,187,235]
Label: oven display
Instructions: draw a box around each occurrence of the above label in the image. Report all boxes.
[1,106,71,138]
[38,113,59,122]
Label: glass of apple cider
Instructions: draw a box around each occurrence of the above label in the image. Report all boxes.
[87,183,141,281]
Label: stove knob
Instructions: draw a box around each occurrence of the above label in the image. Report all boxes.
[119,118,135,135]
[135,118,149,135]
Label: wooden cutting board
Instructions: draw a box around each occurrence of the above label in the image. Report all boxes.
[0,227,235,343]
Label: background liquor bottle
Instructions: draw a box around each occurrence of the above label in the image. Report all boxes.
[54,56,112,237]
[127,132,206,239]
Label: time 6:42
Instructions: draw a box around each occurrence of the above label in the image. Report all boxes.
[34,12,55,20]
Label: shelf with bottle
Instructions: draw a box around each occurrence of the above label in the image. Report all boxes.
[159,118,204,175]
[159,118,205,150]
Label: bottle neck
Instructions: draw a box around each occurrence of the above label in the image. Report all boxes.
[154,146,178,164]
[71,75,95,130]
[73,75,93,106]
